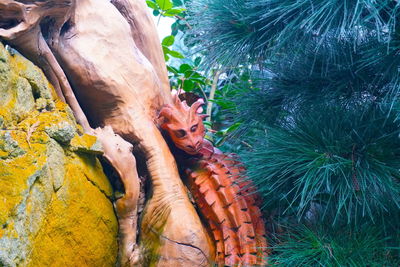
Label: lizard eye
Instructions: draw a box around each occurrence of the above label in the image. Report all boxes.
[190,124,198,132]
[174,129,187,138]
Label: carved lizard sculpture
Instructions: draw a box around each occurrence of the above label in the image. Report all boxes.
[159,91,268,266]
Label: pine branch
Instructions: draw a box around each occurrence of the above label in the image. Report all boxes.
[269,224,400,267]
[239,103,400,223]
[188,0,400,66]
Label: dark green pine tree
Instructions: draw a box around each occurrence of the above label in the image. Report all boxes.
[187,0,400,265]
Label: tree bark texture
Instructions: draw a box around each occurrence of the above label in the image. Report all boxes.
[0,0,214,266]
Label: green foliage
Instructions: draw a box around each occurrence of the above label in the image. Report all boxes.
[212,122,241,147]
[161,35,185,61]
[162,35,175,46]
[146,0,185,17]
[269,224,399,266]
[147,0,201,80]
[156,0,173,11]
[242,103,400,223]
[167,62,209,92]
[184,0,400,265]
[147,0,208,91]
[188,0,400,65]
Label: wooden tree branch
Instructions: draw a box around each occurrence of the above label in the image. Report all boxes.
[94,126,141,267]
[37,33,92,131]
[0,1,214,266]
[110,0,172,101]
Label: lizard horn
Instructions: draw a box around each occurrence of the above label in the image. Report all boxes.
[189,98,205,120]
[158,105,175,129]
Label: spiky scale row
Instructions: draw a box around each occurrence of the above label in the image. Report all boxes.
[188,143,268,266]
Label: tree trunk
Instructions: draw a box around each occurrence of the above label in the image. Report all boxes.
[0,0,213,266]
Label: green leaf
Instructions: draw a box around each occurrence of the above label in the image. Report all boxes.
[178,63,192,73]
[162,46,173,61]
[203,121,212,128]
[167,65,179,75]
[164,8,186,17]
[221,122,241,134]
[162,45,170,55]
[146,0,158,10]
[184,70,195,78]
[162,35,175,46]
[152,9,160,16]
[171,22,179,36]
[156,0,172,11]
[188,72,203,79]
[188,78,206,85]
[182,80,194,92]
[168,50,184,58]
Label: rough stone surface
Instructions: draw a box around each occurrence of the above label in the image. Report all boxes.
[0,43,118,266]
[45,121,77,144]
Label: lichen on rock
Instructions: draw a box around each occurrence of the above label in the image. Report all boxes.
[45,121,76,144]
[0,43,118,266]
[0,132,25,159]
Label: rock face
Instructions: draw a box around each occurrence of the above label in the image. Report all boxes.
[0,43,118,266]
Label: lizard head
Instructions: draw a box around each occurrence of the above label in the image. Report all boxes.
[158,91,208,155]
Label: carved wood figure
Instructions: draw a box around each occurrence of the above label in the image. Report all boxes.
[0,0,267,266]
[159,92,268,266]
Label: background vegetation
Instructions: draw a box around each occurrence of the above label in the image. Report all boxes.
[147,0,400,265]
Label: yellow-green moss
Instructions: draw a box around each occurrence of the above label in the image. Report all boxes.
[27,153,117,267]
[0,43,118,266]
[69,132,103,155]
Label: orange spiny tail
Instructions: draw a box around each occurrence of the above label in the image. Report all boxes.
[188,143,268,266]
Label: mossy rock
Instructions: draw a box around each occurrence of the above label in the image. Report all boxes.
[0,43,118,266]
